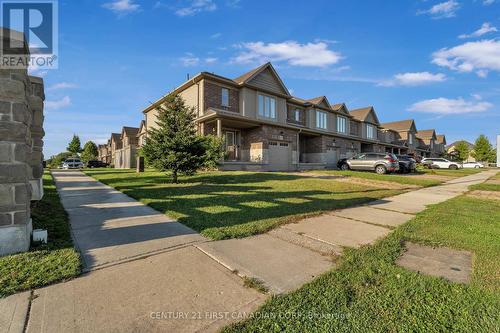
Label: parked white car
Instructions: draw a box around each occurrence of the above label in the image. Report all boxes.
[62,158,84,169]
[462,162,484,169]
[421,158,462,169]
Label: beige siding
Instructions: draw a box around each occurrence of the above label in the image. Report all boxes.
[179,83,200,115]
[146,109,159,130]
[247,68,287,95]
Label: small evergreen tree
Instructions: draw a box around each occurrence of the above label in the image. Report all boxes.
[454,141,470,162]
[47,152,73,168]
[81,141,99,162]
[67,135,82,155]
[471,134,492,162]
[141,94,224,183]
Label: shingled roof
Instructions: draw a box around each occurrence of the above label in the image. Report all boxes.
[381,119,415,132]
[233,63,268,84]
[436,134,446,144]
[111,133,121,142]
[416,129,436,140]
[122,126,139,138]
[350,106,378,123]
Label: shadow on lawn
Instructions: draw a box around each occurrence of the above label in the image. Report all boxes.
[89,171,395,239]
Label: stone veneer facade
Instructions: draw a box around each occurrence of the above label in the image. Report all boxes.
[0,29,45,256]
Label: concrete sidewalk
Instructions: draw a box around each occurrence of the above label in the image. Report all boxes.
[7,169,495,333]
[51,170,206,270]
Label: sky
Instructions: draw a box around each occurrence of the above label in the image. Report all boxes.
[34,0,500,157]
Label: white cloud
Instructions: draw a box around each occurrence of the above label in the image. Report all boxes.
[175,0,216,17]
[483,0,495,5]
[408,97,493,114]
[232,41,342,67]
[432,39,500,77]
[47,82,78,91]
[102,0,140,15]
[459,22,497,39]
[45,96,71,110]
[210,32,222,39]
[205,57,217,64]
[418,0,460,19]
[180,54,200,66]
[380,72,447,86]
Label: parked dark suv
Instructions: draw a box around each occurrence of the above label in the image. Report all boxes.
[396,155,416,173]
[86,160,108,168]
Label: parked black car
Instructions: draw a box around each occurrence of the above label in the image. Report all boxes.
[337,158,349,170]
[86,160,108,168]
[396,155,416,173]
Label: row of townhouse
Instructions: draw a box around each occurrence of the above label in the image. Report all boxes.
[98,62,447,171]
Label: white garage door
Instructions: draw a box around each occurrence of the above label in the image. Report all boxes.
[268,141,291,171]
[325,148,339,167]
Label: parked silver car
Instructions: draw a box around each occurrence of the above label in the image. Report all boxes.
[62,158,84,169]
[345,153,399,174]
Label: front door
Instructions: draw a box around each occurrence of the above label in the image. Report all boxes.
[225,131,236,160]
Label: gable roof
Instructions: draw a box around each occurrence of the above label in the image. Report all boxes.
[416,129,436,140]
[121,126,139,138]
[111,133,122,144]
[381,119,415,132]
[436,134,446,144]
[307,96,332,110]
[138,120,146,135]
[349,106,380,124]
[447,140,474,149]
[233,62,290,96]
[331,103,351,116]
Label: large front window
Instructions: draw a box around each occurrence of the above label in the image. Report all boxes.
[316,111,327,129]
[258,94,276,119]
[366,124,376,139]
[337,116,347,133]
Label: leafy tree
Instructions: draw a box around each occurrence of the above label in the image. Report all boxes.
[454,141,470,162]
[488,148,497,164]
[67,135,82,155]
[81,141,99,162]
[471,135,492,162]
[46,152,73,168]
[141,94,224,183]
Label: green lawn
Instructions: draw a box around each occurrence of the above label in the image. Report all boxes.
[422,168,483,177]
[307,169,443,187]
[469,172,500,192]
[223,196,500,332]
[0,172,81,298]
[85,169,402,240]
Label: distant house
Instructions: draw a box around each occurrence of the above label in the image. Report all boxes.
[416,129,438,157]
[435,134,446,156]
[446,141,475,162]
[113,126,140,169]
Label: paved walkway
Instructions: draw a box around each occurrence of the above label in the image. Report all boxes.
[4,169,495,333]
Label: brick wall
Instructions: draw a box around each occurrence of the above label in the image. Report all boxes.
[0,29,45,256]
[204,81,239,113]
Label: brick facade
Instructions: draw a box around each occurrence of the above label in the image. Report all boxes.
[0,29,45,256]
[204,81,239,113]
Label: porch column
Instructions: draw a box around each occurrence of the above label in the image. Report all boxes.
[216,118,222,138]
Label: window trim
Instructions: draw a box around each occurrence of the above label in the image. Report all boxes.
[221,87,229,107]
[316,110,327,129]
[294,109,301,122]
[366,124,376,139]
[258,93,277,119]
[337,116,347,133]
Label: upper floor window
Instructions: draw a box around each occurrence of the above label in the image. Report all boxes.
[258,94,276,119]
[316,111,327,129]
[408,134,413,145]
[366,124,376,139]
[294,109,301,122]
[221,88,229,107]
[337,116,347,133]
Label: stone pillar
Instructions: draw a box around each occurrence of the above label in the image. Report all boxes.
[0,29,45,256]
